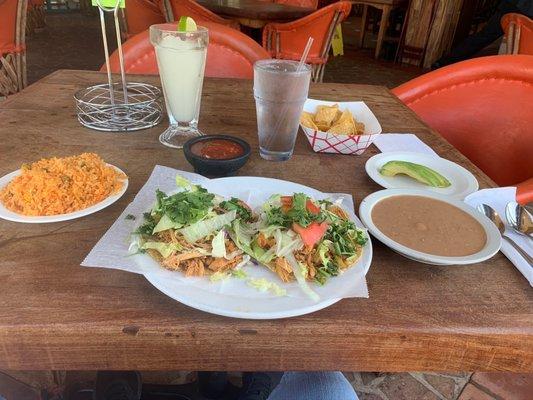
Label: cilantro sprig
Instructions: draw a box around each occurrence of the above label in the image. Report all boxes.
[136,186,215,235]
[220,197,252,221]
[154,188,214,225]
[324,219,367,257]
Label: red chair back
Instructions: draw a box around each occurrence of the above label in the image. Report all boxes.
[392,55,533,186]
[501,13,533,55]
[263,1,351,64]
[0,0,21,54]
[122,0,166,37]
[274,0,318,9]
[102,21,270,79]
[167,0,239,30]
[1,0,27,96]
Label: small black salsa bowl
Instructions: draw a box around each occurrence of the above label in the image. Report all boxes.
[183,135,251,177]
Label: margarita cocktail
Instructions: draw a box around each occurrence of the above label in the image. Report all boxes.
[150,20,208,148]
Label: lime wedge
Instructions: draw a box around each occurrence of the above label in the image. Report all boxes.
[178,16,197,32]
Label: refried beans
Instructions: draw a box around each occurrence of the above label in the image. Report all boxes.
[371,195,486,257]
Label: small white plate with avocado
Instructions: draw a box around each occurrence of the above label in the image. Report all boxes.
[365,152,478,199]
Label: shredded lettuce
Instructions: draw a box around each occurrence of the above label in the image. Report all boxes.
[179,210,237,243]
[175,175,198,192]
[232,269,247,279]
[251,241,277,264]
[285,253,320,302]
[247,278,287,296]
[259,224,285,237]
[210,271,230,282]
[228,219,255,254]
[211,230,227,258]
[152,214,183,234]
[141,241,182,258]
[275,232,303,258]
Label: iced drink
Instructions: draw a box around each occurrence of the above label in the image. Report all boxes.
[253,60,311,161]
[150,23,208,148]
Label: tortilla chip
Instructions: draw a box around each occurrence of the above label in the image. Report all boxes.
[300,111,318,130]
[314,104,339,126]
[327,110,356,135]
[316,123,331,132]
[332,110,343,123]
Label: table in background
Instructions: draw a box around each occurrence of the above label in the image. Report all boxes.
[0,70,531,372]
[352,0,407,59]
[197,0,314,28]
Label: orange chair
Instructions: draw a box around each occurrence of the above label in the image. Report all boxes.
[501,13,533,55]
[516,177,533,205]
[102,21,270,79]
[165,0,240,30]
[274,0,319,9]
[392,55,533,188]
[0,0,27,97]
[263,1,351,82]
[121,0,166,38]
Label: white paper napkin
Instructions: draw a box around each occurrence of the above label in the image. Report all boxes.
[465,187,533,286]
[82,165,369,301]
[373,133,437,156]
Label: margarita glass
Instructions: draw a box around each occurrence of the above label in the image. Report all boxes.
[150,23,208,148]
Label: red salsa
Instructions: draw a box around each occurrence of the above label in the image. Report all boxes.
[191,139,244,160]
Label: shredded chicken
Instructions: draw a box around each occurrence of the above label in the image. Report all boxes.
[257,232,275,249]
[208,255,243,272]
[274,257,293,282]
[329,205,349,220]
[162,251,204,270]
[184,259,205,276]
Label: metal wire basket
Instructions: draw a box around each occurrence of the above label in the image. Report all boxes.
[75,0,163,132]
[74,82,163,132]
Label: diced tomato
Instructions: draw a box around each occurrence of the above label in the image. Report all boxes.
[292,221,329,247]
[305,199,320,215]
[280,196,320,215]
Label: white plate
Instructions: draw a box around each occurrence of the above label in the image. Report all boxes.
[365,152,478,199]
[0,165,128,223]
[359,189,501,266]
[139,176,373,319]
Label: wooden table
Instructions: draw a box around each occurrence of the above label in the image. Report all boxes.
[353,0,407,59]
[197,0,314,28]
[0,70,531,372]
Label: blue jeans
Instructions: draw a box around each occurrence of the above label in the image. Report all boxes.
[268,372,358,400]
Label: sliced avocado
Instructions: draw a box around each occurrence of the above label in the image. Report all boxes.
[379,160,451,188]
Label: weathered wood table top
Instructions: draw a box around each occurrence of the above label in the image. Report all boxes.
[197,0,314,22]
[0,70,531,372]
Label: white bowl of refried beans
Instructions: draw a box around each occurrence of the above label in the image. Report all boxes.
[359,189,501,265]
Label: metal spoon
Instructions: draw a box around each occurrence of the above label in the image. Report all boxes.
[477,204,533,265]
[505,202,533,237]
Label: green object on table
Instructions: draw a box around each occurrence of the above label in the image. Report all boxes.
[92,0,125,8]
[380,160,452,188]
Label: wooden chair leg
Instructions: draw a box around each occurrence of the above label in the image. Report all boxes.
[513,25,521,54]
[506,24,514,54]
[358,4,368,48]
[375,5,391,59]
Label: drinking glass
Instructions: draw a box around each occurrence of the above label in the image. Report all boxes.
[150,24,208,148]
[253,59,311,161]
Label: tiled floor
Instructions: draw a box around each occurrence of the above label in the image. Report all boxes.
[8,9,530,400]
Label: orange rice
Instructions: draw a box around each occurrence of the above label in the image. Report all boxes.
[0,153,126,216]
